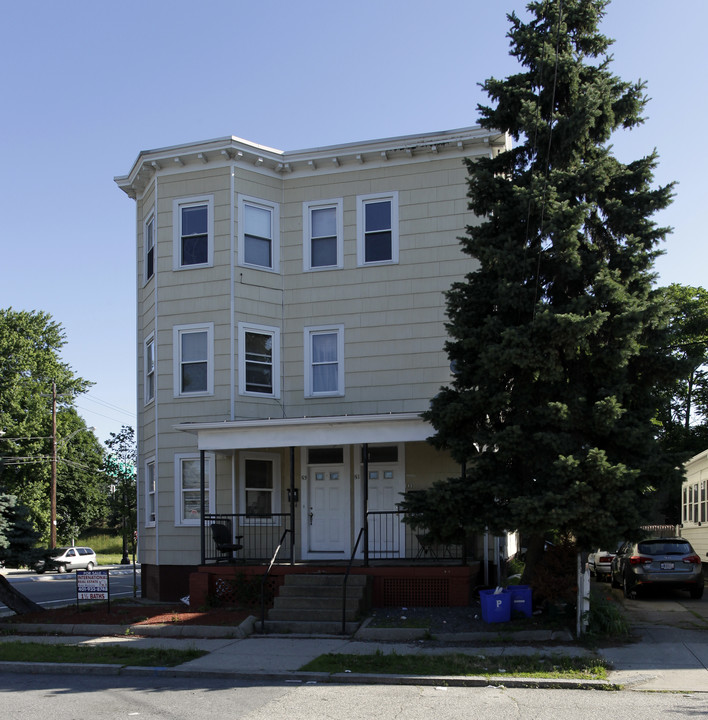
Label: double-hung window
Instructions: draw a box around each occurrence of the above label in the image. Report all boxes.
[173,323,214,396]
[175,453,214,525]
[304,325,344,397]
[238,195,279,271]
[238,323,280,397]
[303,199,343,271]
[144,335,155,404]
[145,458,156,525]
[356,192,399,265]
[145,213,155,281]
[173,196,213,269]
[240,452,281,522]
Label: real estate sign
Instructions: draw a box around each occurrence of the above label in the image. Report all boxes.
[76,569,110,610]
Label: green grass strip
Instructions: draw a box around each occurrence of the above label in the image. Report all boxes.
[0,641,206,667]
[301,650,609,679]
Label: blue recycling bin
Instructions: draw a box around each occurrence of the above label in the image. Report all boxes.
[479,588,511,623]
[506,584,532,617]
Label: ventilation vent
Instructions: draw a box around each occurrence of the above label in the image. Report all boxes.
[381,577,449,607]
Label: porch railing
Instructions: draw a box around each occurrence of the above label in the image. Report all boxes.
[203,513,293,564]
[365,510,465,563]
[202,510,464,564]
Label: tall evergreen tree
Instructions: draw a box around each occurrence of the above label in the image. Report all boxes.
[417,1,679,575]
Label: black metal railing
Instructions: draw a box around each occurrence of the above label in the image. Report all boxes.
[204,513,293,564]
[365,510,465,563]
[342,527,366,634]
[203,510,463,564]
[260,527,293,633]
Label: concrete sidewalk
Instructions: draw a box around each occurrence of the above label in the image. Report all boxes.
[0,616,707,691]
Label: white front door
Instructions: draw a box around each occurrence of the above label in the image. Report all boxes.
[366,463,405,558]
[308,466,348,555]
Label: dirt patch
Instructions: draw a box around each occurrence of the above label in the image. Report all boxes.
[3,602,252,627]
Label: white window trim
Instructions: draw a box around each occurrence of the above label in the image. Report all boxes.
[237,194,280,272]
[174,453,215,527]
[303,198,343,272]
[144,333,155,406]
[356,191,399,266]
[173,323,214,397]
[144,210,155,284]
[172,195,214,270]
[145,457,156,527]
[239,451,281,525]
[304,324,345,398]
[237,322,281,398]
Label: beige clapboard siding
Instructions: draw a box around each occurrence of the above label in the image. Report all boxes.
[130,131,493,566]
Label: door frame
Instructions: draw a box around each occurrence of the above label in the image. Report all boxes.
[300,446,351,560]
[353,442,406,559]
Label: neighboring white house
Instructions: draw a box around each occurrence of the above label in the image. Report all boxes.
[115,126,510,601]
[681,449,708,562]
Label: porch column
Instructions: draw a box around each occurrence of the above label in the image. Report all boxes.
[200,449,206,566]
[289,446,295,565]
[363,443,369,567]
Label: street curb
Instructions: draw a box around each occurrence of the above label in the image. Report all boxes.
[0,661,618,689]
[0,615,257,640]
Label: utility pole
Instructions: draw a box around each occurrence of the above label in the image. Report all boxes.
[50,382,57,549]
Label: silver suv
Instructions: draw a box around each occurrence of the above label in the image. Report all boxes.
[611,538,704,599]
[35,546,97,573]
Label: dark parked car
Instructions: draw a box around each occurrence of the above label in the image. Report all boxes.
[611,538,704,599]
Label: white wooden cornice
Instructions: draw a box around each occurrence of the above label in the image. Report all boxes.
[115,126,508,199]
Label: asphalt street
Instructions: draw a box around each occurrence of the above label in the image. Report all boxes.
[0,566,140,614]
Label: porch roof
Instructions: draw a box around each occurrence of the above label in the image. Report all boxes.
[174,412,432,451]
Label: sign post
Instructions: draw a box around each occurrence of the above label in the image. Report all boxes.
[76,569,110,613]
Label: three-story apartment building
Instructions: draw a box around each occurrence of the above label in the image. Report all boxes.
[115,126,509,601]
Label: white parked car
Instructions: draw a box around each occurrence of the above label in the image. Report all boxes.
[35,547,97,573]
[588,548,618,582]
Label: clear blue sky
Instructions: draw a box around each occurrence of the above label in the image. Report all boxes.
[1,0,705,444]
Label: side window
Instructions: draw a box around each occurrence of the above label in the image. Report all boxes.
[144,335,155,404]
[303,199,343,271]
[238,195,279,272]
[145,458,156,525]
[357,192,399,265]
[304,325,344,397]
[173,323,214,396]
[238,323,280,398]
[240,452,281,523]
[175,453,214,526]
[145,212,155,282]
[173,196,213,269]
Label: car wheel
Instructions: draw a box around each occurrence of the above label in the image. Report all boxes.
[611,571,620,589]
[690,584,704,600]
[623,572,635,599]
[57,563,67,574]
[35,565,45,575]
[86,561,95,571]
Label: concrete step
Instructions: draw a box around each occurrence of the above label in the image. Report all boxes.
[277,585,366,599]
[282,574,368,588]
[272,595,362,611]
[268,607,361,622]
[260,619,361,635]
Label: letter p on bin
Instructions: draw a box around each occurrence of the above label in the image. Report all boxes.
[479,588,511,623]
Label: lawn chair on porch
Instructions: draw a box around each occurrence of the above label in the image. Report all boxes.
[415,533,439,559]
[211,523,243,563]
